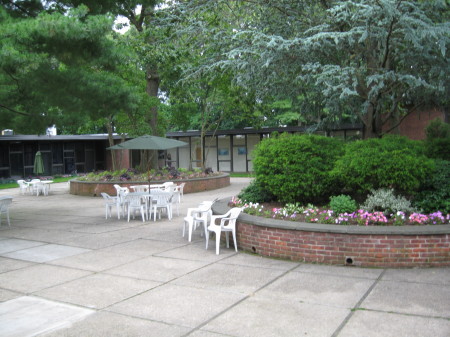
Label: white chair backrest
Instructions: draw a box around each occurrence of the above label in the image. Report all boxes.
[0,197,13,211]
[221,207,242,228]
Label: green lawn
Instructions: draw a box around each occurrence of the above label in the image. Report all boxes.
[0,176,74,190]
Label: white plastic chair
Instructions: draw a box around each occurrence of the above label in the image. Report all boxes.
[206,207,242,255]
[183,201,214,242]
[126,195,146,222]
[0,196,13,227]
[176,183,185,201]
[17,180,29,195]
[32,181,46,196]
[113,184,129,219]
[150,191,173,221]
[101,192,117,219]
[131,185,148,192]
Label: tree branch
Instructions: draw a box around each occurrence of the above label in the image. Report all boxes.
[0,104,30,116]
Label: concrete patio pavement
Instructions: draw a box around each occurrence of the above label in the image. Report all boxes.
[0,178,449,337]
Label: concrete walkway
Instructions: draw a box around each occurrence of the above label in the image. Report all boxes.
[0,178,449,337]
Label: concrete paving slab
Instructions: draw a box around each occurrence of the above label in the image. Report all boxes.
[142,228,192,243]
[172,263,287,294]
[0,238,45,254]
[361,280,450,317]
[100,238,186,257]
[202,296,349,337]
[0,264,92,293]
[107,283,246,328]
[217,252,300,271]
[0,257,35,273]
[59,230,145,249]
[187,330,235,337]
[154,241,237,263]
[105,255,209,282]
[0,296,94,337]
[258,271,376,308]
[36,273,160,309]
[381,267,450,285]
[339,309,450,337]
[2,244,90,263]
[40,311,191,337]
[49,249,143,272]
[294,263,384,280]
[0,289,21,302]
[0,227,87,245]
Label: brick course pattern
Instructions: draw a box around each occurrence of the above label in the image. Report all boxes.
[236,222,450,267]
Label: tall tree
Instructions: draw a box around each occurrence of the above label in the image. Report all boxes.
[168,0,449,138]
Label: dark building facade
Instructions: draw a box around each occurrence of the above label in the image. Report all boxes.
[0,134,121,178]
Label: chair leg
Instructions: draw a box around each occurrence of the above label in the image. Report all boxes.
[205,231,209,250]
[232,229,238,252]
[215,230,221,255]
[225,232,230,248]
[140,207,145,222]
[7,210,10,227]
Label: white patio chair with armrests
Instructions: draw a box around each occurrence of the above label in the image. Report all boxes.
[101,192,117,219]
[183,201,214,242]
[150,191,173,221]
[130,185,148,192]
[113,184,129,219]
[126,194,147,222]
[17,180,29,195]
[32,181,46,196]
[0,196,13,227]
[206,207,243,255]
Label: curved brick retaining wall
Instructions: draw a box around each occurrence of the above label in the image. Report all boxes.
[213,199,450,268]
[70,174,230,197]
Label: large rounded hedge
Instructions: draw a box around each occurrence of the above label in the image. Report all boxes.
[253,133,344,203]
[332,135,435,197]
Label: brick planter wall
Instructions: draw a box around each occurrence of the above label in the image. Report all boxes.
[69,174,230,197]
[213,199,450,268]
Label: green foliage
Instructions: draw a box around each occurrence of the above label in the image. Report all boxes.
[362,188,416,214]
[414,160,450,214]
[332,135,434,196]
[424,119,450,160]
[329,195,358,215]
[238,179,274,203]
[171,0,449,137]
[253,133,344,203]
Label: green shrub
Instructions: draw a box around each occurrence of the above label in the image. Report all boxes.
[253,133,344,203]
[238,179,274,203]
[424,119,450,160]
[413,160,450,213]
[362,188,416,214]
[329,195,357,215]
[332,135,434,197]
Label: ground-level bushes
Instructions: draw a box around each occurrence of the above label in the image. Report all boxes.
[252,133,344,204]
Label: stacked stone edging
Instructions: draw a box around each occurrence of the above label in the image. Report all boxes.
[213,199,450,268]
[69,174,230,197]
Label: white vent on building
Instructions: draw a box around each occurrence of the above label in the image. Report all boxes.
[46,125,57,136]
[2,129,13,135]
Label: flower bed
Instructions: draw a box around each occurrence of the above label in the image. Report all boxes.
[214,198,450,268]
[70,171,230,196]
[230,198,450,227]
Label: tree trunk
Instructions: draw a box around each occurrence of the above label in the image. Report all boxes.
[144,66,160,170]
[106,117,116,171]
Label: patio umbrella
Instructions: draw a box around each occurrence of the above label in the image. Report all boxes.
[33,151,44,175]
[107,135,188,150]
